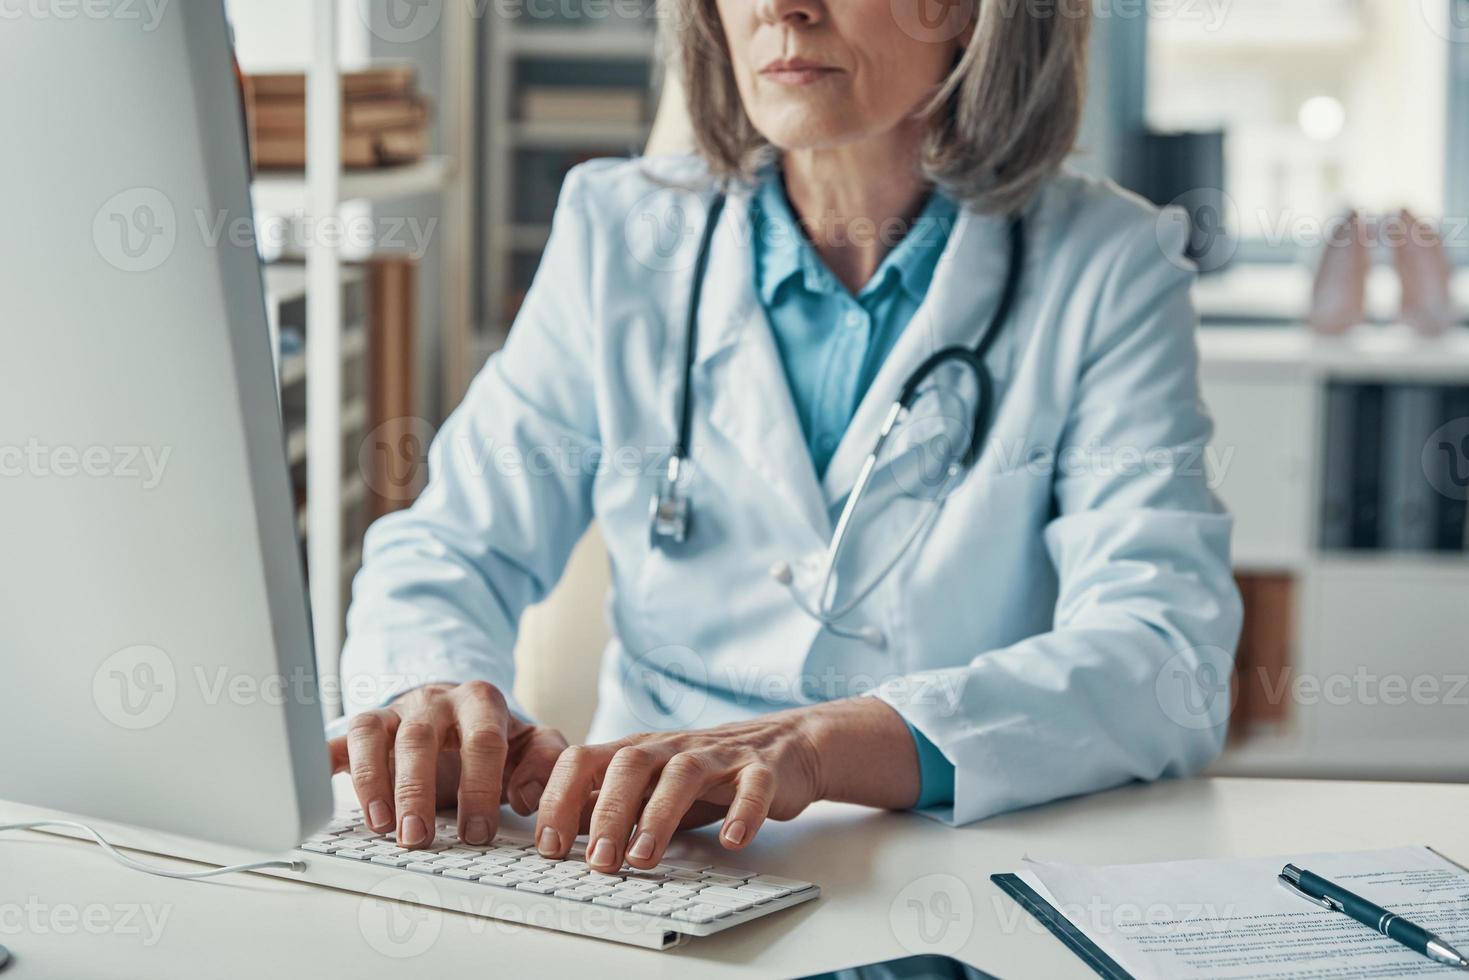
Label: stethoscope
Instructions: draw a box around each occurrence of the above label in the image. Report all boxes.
[650,189,1026,646]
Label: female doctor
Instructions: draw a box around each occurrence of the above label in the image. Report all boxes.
[330,0,1242,872]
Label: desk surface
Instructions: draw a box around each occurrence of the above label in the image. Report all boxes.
[3,777,1467,980]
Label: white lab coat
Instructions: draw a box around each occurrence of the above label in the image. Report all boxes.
[341,154,1243,826]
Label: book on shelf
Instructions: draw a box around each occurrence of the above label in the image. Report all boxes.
[1320,381,1469,555]
[519,87,646,125]
[1437,387,1469,551]
[244,65,418,100]
[243,64,432,171]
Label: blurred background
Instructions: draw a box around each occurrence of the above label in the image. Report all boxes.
[225,0,1469,781]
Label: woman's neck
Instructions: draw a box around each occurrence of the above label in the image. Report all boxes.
[779,135,931,295]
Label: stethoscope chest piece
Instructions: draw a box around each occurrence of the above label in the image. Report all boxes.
[649,477,690,546]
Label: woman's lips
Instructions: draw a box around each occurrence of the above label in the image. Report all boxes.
[759,59,840,86]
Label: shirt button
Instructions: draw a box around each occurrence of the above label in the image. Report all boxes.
[844,311,863,328]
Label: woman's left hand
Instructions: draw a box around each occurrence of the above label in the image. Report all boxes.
[532,697,921,872]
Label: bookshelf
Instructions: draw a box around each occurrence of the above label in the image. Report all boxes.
[1200,323,1469,781]
[481,16,658,351]
[237,1,478,718]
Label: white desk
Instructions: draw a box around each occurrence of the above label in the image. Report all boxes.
[3,777,1467,979]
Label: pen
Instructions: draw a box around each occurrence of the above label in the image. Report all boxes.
[1279,863,1469,971]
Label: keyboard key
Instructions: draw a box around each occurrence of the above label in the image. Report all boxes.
[434,858,474,870]
[660,859,710,872]
[504,870,544,883]
[571,885,612,897]
[554,889,593,902]
[593,896,637,910]
[372,855,413,868]
[442,869,482,880]
[700,873,747,887]
[666,869,705,881]
[693,890,756,910]
[300,842,339,853]
[477,874,518,888]
[406,862,442,873]
[582,872,622,885]
[739,881,790,897]
[332,849,373,861]
[734,887,776,903]
[749,875,811,890]
[672,905,729,924]
[516,881,558,895]
[707,867,754,880]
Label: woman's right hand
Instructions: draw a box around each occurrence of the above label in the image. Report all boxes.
[327,680,568,849]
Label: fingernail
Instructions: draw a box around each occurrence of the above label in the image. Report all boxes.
[538,826,561,855]
[589,837,616,867]
[464,816,491,845]
[401,815,427,847]
[523,780,544,810]
[723,820,747,845]
[368,800,392,831]
[628,832,655,862]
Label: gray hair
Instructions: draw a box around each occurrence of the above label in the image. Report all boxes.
[666,0,1091,215]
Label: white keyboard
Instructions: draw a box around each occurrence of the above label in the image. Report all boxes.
[289,809,820,950]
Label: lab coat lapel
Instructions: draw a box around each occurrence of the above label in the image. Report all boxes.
[692,191,833,546]
[820,207,1014,504]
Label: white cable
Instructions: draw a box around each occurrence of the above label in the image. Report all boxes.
[0,820,306,880]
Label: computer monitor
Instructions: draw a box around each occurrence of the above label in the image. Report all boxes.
[0,2,332,852]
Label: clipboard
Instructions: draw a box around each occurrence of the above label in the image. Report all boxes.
[989,873,1135,980]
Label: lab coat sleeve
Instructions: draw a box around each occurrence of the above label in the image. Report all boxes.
[874,214,1244,826]
[336,168,602,724]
